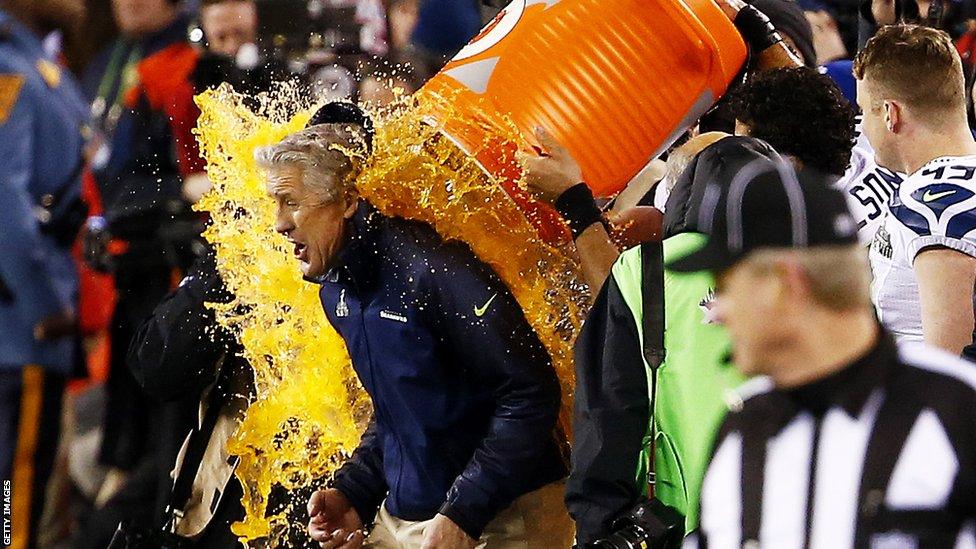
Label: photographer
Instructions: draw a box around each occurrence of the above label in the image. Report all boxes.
[568,137,774,548]
[122,248,251,548]
[78,1,289,544]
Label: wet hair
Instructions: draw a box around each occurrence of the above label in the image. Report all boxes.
[306,101,375,154]
[729,67,856,176]
[254,122,368,204]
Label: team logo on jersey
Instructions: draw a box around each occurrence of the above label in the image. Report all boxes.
[910,183,974,222]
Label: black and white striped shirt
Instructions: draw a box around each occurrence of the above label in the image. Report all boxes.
[687,332,976,549]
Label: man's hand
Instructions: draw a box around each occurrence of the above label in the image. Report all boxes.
[307,489,366,549]
[420,514,477,549]
[34,309,76,341]
[518,126,583,204]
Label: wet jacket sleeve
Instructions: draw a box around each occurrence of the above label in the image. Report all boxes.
[332,416,388,525]
[425,242,564,540]
[566,274,651,545]
[127,250,234,400]
[0,84,71,322]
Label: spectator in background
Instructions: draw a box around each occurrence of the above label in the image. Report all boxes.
[357,58,419,107]
[0,0,89,546]
[188,0,292,202]
[405,0,480,74]
[750,0,818,66]
[198,0,255,58]
[858,0,974,50]
[76,0,203,545]
[856,24,976,354]
[806,6,850,63]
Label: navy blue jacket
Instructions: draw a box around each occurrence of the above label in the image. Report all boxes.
[0,10,88,373]
[319,202,566,538]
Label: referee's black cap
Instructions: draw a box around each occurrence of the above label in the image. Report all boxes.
[667,151,858,273]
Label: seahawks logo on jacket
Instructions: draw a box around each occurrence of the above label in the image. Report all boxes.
[699,288,719,325]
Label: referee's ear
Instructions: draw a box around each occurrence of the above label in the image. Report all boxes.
[777,258,811,304]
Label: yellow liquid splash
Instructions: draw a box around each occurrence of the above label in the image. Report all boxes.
[194,83,588,546]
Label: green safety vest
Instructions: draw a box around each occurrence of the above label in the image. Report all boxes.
[608,232,744,531]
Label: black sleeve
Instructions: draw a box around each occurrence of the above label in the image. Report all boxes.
[331,416,388,525]
[565,273,651,545]
[127,249,234,401]
[425,242,564,540]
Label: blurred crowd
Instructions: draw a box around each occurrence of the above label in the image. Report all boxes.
[4,0,976,548]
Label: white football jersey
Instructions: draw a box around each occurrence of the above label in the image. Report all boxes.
[835,119,904,244]
[870,154,976,342]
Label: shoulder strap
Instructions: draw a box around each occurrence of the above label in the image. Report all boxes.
[640,240,666,371]
[640,240,666,495]
[165,355,228,530]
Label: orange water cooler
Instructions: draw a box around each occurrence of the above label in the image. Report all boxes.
[418,0,747,238]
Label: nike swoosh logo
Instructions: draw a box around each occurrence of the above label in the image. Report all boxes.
[474,293,497,317]
[923,189,956,202]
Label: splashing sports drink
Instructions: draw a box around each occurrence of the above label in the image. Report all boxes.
[195,0,746,544]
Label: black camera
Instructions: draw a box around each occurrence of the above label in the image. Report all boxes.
[106,520,192,549]
[593,498,685,549]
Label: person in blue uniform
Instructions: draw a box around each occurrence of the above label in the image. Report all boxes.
[0,0,88,546]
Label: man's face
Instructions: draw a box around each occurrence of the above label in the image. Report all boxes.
[268,165,358,279]
[201,0,258,58]
[856,78,899,170]
[112,0,178,37]
[714,259,795,378]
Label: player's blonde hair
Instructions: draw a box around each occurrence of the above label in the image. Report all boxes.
[853,24,966,125]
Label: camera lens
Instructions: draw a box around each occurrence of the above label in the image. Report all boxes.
[594,526,649,549]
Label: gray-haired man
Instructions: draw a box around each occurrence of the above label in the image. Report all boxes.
[256,105,573,549]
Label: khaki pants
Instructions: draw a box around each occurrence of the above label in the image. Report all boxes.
[365,481,574,549]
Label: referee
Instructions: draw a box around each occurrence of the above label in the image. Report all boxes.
[670,154,976,548]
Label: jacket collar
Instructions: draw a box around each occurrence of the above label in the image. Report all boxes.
[321,200,383,289]
[782,327,898,421]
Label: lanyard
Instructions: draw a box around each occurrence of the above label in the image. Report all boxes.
[91,42,142,133]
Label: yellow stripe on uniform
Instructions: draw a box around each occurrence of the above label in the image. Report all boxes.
[10,365,43,549]
[0,74,24,124]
